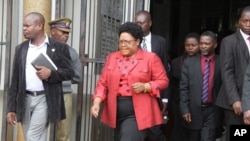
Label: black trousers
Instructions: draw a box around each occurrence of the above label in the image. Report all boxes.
[146,125,166,141]
[187,105,216,141]
[114,96,166,141]
[224,109,244,141]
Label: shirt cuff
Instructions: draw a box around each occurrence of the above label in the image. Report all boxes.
[162,98,168,103]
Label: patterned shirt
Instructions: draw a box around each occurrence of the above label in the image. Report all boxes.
[117,57,136,96]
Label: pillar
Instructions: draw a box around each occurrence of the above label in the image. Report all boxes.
[23,0,51,35]
[17,0,51,141]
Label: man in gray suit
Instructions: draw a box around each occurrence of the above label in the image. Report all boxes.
[215,5,250,141]
[242,64,250,125]
[180,31,221,141]
[6,12,74,141]
[241,5,250,126]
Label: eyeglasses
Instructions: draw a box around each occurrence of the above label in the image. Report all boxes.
[118,40,136,46]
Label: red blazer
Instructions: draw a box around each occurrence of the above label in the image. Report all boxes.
[93,49,169,130]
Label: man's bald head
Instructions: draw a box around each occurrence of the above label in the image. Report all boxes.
[135,10,152,36]
[135,10,152,21]
[25,12,45,26]
[23,12,45,40]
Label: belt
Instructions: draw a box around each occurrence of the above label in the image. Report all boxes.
[26,90,45,96]
[201,103,212,108]
[117,95,132,100]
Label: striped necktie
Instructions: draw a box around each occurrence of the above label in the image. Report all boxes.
[202,58,210,103]
[141,37,147,51]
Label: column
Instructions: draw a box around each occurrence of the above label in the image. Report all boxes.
[23,0,51,35]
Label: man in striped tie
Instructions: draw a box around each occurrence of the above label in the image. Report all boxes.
[141,37,148,51]
[179,31,222,141]
[135,10,170,141]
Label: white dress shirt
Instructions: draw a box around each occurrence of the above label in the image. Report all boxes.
[141,32,152,52]
[26,35,49,91]
[240,29,250,54]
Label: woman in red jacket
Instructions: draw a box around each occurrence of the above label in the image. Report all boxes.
[90,22,169,141]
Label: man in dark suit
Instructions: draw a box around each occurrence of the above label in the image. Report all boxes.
[135,10,169,113]
[242,64,250,125]
[180,31,221,141]
[6,12,74,141]
[170,32,200,141]
[135,10,169,141]
[215,5,250,141]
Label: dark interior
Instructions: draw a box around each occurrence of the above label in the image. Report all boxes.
[150,0,250,59]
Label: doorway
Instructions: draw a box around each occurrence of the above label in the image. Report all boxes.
[150,0,250,59]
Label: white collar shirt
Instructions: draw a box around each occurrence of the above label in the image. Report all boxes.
[141,32,152,52]
[240,29,250,54]
[26,35,49,91]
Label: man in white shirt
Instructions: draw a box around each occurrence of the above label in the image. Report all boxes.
[7,12,74,141]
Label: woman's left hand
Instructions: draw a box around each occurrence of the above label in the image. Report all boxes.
[132,82,145,93]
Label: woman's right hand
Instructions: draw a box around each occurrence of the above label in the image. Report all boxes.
[90,97,102,118]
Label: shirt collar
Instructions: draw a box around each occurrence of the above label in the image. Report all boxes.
[144,32,151,43]
[201,53,215,62]
[240,29,250,40]
[29,34,49,48]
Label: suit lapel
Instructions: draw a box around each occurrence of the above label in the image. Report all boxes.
[194,55,202,88]
[237,31,250,63]
[127,59,138,73]
[213,55,220,87]
[151,34,157,53]
[21,41,29,68]
[211,55,222,101]
[47,38,56,59]
[127,50,142,73]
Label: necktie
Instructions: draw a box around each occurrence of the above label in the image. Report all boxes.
[202,58,210,104]
[141,37,147,51]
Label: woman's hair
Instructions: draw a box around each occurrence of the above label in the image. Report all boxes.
[118,22,144,42]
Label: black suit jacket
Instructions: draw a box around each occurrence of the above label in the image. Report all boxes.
[151,34,169,100]
[179,54,221,129]
[170,56,185,102]
[7,38,74,123]
[216,31,250,110]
